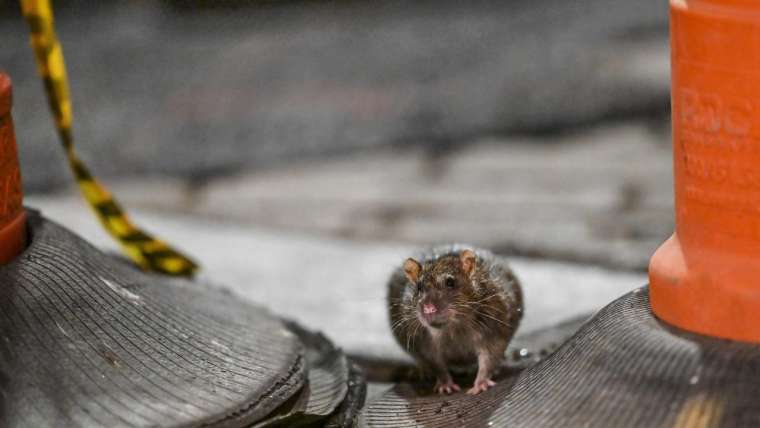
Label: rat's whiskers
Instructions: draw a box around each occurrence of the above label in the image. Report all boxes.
[472,308,513,329]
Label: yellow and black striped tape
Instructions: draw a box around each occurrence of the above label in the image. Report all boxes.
[20,0,199,276]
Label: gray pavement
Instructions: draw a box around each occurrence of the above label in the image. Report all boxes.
[2,0,669,192]
[27,195,647,361]
[58,121,674,272]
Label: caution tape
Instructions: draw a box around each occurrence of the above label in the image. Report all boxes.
[20,0,199,276]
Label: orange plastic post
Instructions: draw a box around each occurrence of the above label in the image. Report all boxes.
[0,73,26,264]
[650,0,760,342]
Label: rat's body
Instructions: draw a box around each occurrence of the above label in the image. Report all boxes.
[387,245,523,394]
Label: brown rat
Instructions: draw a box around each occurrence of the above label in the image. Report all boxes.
[387,245,523,395]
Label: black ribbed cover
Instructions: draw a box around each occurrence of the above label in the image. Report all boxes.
[254,321,349,427]
[360,288,760,427]
[0,212,305,427]
[324,362,367,428]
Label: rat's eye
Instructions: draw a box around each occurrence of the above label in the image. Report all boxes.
[445,277,456,289]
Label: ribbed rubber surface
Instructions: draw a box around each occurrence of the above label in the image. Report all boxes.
[503,313,591,370]
[324,362,367,428]
[254,321,349,427]
[360,288,760,427]
[0,212,305,427]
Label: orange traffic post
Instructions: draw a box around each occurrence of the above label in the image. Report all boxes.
[650,0,760,342]
[0,73,25,264]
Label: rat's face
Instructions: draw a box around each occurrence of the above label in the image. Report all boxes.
[404,250,477,329]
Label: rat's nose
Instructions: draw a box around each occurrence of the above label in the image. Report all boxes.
[423,303,437,315]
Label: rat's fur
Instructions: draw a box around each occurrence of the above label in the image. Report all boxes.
[387,244,523,394]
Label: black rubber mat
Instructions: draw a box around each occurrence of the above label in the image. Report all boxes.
[504,313,591,369]
[0,211,306,427]
[352,314,591,385]
[324,362,367,428]
[359,287,760,427]
[253,321,350,427]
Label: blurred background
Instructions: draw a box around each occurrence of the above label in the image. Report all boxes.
[1,0,674,270]
[1,0,673,362]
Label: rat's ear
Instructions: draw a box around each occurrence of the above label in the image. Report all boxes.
[460,250,477,276]
[403,258,422,283]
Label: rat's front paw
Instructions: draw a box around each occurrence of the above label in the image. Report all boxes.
[434,378,461,395]
[467,378,496,395]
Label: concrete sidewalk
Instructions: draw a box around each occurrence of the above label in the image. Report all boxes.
[27,195,647,361]
[51,121,674,272]
[3,0,668,192]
